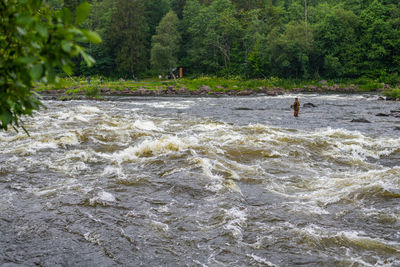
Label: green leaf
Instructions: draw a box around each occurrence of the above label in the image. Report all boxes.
[62,8,73,25]
[29,64,43,80]
[80,51,95,67]
[30,0,42,11]
[61,64,73,75]
[36,25,48,39]
[16,15,35,25]
[75,2,90,25]
[16,26,27,35]
[61,40,73,53]
[82,30,102,44]
[0,110,13,130]
[15,57,37,64]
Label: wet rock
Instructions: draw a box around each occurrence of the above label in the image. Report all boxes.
[266,91,278,96]
[304,85,317,91]
[378,96,385,100]
[303,103,317,108]
[234,107,253,110]
[198,85,211,95]
[376,113,390,117]
[177,87,189,95]
[237,90,253,96]
[394,127,400,131]
[101,87,112,95]
[154,89,163,96]
[163,86,176,95]
[136,87,150,96]
[190,90,200,96]
[120,88,131,94]
[350,118,371,123]
[226,90,236,96]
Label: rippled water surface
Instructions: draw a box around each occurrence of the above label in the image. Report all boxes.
[1,94,399,266]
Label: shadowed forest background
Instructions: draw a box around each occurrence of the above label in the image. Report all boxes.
[49,0,400,83]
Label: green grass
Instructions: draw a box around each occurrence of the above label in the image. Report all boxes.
[35,75,388,94]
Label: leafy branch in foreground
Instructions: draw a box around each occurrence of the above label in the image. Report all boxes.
[0,0,101,132]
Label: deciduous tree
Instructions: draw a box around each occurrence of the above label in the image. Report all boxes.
[151,11,181,79]
[0,0,100,132]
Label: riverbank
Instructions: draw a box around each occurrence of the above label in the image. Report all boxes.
[35,77,400,100]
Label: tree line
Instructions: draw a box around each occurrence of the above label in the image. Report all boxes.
[54,0,400,84]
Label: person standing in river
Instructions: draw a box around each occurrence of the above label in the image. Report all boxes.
[291,98,300,117]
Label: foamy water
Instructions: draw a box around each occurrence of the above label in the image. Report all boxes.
[0,95,399,266]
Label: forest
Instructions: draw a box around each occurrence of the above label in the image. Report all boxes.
[46,0,400,84]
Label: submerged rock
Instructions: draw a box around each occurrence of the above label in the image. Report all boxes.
[350,118,371,123]
[376,113,390,117]
[303,102,317,108]
[234,107,253,110]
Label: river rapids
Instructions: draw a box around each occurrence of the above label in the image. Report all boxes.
[0,94,399,266]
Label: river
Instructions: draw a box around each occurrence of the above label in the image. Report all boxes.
[0,94,399,266]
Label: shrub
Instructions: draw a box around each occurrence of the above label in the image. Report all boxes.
[379,73,400,86]
[85,85,101,98]
[354,78,383,91]
[383,88,400,99]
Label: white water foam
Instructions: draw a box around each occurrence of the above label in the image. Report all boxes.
[133,120,160,131]
[247,254,278,267]
[89,191,116,205]
[223,207,247,241]
[111,135,193,163]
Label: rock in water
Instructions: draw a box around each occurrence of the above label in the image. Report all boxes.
[234,107,253,110]
[350,118,371,123]
[303,103,317,108]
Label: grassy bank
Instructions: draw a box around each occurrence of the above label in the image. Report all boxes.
[35,76,398,98]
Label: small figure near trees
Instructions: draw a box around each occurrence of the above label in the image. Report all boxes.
[88,76,91,85]
[100,76,103,84]
[291,98,300,117]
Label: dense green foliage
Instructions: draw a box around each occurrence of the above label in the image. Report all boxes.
[59,0,399,84]
[0,0,100,131]
[150,11,181,78]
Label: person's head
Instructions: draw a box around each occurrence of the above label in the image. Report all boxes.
[295,97,298,101]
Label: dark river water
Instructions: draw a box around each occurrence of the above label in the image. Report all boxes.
[0,94,399,266]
